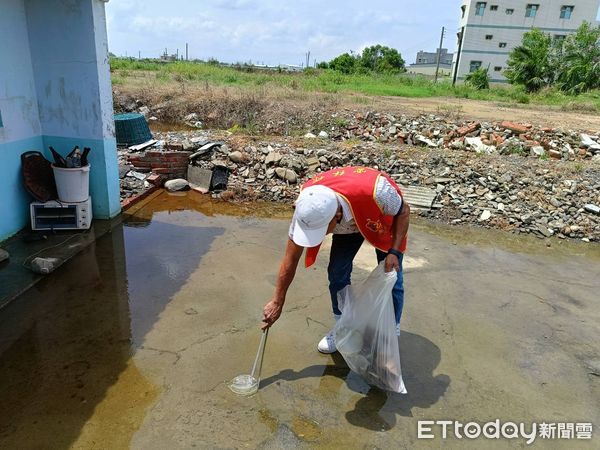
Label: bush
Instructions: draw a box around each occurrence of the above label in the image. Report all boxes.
[464,68,490,90]
[557,22,600,94]
[504,28,554,92]
[325,44,405,75]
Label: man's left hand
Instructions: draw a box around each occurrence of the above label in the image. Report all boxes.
[384,253,400,273]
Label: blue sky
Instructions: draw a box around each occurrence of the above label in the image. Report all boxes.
[105,0,459,66]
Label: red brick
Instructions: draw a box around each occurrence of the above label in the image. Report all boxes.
[121,186,159,209]
[152,167,172,174]
[456,122,481,136]
[146,173,165,186]
[501,121,528,134]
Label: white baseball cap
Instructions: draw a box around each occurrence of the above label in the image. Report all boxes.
[291,185,338,247]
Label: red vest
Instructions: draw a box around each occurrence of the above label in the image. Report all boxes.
[302,167,408,268]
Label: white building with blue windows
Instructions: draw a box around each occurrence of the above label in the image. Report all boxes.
[452,0,600,83]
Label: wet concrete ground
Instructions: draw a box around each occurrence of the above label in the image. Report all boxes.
[0,190,598,449]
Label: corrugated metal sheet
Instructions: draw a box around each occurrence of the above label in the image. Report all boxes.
[399,185,438,210]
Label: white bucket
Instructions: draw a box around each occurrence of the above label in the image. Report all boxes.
[52,164,90,203]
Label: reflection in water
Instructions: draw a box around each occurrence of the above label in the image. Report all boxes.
[0,199,223,449]
[122,216,224,347]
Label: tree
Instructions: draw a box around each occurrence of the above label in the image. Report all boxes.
[316,61,329,69]
[328,53,357,74]
[359,45,405,73]
[465,67,490,89]
[504,28,555,92]
[325,45,405,74]
[556,22,600,94]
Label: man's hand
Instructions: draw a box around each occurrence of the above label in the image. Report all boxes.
[262,298,283,330]
[384,253,400,273]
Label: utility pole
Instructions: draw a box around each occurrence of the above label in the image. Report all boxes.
[138,50,141,59]
[452,27,465,86]
[306,51,310,69]
[434,26,446,83]
[186,43,189,61]
[176,48,179,60]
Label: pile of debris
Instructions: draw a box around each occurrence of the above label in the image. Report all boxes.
[117,128,600,242]
[115,95,600,162]
[309,112,600,162]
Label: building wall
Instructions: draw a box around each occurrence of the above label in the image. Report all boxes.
[415,49,454,65]
[25,0,120,221]
[407,64,453,77]
[453,0,600,82]
[0,0,44,240]
[0,0,120,241]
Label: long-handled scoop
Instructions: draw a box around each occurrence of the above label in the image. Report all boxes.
[229,328,269,396]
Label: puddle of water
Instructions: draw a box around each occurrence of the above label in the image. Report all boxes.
[290,415,322,442]
[412,216,600,260]
[258,408,278,433]
[1,189,598,449]
[70,360,158,449]
[0,239,156,449]
[0,190,292,448]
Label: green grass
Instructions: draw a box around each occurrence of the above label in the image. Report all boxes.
[110,58,600,111]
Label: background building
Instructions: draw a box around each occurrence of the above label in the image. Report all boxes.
[0,0,119,240]
[416,49,454,65]
[408,48,454,77]
[452,0,600,84]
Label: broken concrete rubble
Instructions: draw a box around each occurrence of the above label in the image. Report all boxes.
[164,179,189,192]
[187,166,213,193]
[116,110,600,243]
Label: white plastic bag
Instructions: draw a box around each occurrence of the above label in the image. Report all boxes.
[333,262,407,393]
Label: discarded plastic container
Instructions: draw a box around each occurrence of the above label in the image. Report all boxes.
[52,164,90,203]
[114,113,152,146]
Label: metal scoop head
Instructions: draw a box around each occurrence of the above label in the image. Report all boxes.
[229,329,268,396]
[229,374,259,396]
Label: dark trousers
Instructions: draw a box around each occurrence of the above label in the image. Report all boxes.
[327,233,404,324]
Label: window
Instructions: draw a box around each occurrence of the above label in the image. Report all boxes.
[494,66,502,71]
[554,34,566,41]
[475,2,487,16]
[490,5,498,11]
[485,34,493,40]
[499,42,507,48]
[560,5,574,19]
[506,8,514,15]
[461,5,466,18]
[526,4,539,18]
[470,61,482,72]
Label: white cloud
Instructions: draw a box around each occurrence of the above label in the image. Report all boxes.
[210,0,253,9]
[106,0,461,65]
